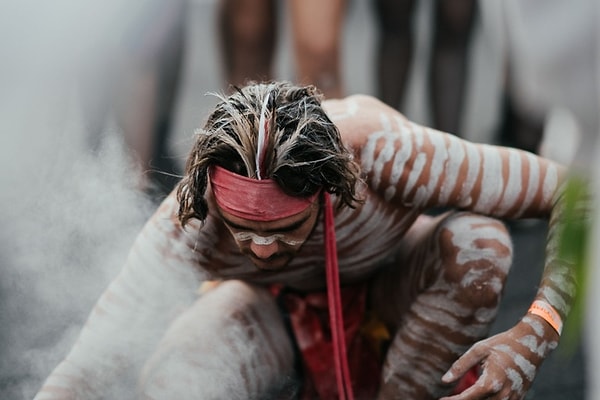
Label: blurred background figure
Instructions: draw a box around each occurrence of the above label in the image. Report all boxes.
[497,0,598,164]
[218,0,347,98]
[372,0,477,135]
[80,0,189,200]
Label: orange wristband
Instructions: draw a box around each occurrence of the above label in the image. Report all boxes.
[528,300,563,336]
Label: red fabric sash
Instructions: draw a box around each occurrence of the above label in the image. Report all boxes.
[323,192,354,400]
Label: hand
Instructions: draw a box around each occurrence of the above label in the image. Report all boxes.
[439,315,559,400]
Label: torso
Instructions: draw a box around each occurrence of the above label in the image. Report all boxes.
[180,192,420,292]
[169,93,561,291]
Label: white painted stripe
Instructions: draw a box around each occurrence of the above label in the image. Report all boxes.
[496,149,522,215]
[475,146,504,212]
[516,153,540,217]
[458,143,481,208]
[439,136,465,204]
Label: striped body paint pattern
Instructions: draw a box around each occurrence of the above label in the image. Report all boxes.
[328,95,572,398]
[354,104,559,219]
[372,212,513,398]
[35,94,573,399]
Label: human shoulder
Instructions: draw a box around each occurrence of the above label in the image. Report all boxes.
[323,94,409,147]
[323,93,390,115]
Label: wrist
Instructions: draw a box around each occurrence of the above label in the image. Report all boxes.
[527,299,563,336]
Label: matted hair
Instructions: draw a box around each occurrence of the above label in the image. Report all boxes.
[176,81,362,225]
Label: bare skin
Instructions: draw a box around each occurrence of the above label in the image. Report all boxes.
[219,0,346,98]
[35,95,570,399]
[373,0,477,134]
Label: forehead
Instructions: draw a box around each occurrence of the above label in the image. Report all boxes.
[217,202,316,232]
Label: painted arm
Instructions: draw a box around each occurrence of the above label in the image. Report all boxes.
[353,99,574,399]
[33,194,206,399]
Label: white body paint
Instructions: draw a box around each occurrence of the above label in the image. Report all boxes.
[35,94,571,400]
[233,231,303,246]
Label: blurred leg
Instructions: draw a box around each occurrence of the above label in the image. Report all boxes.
[289,0,346,98]
[116,0,187,197]
[218,0,277,88]
[429,0,477,134]
[372,0,417,109]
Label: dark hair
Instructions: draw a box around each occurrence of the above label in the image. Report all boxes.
[176,81,362,225]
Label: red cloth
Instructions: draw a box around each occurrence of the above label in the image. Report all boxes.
[277,286,381,400]
[274,285,479,399]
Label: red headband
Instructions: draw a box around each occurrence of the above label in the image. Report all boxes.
[209,165,319,221]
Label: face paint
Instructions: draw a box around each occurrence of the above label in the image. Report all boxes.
[233,231,303,246]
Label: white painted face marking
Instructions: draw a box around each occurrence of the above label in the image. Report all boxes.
[233,231,302,246]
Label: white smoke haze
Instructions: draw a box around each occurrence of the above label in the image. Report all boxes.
[0,1,170,398]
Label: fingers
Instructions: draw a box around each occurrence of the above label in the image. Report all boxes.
[440,363,507,400]
[439,381,493,400]
[441,343,485,384]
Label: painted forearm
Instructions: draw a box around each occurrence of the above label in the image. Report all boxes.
[361,114,563,220]
[531,182,583,328]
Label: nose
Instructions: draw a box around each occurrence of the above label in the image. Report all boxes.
[250,240,279,260]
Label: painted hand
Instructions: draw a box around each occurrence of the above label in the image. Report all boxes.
[439,316,559,400]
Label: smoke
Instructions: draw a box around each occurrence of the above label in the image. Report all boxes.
[0,1,161,398]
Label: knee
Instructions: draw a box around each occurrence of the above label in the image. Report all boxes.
[437,213,513,309]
